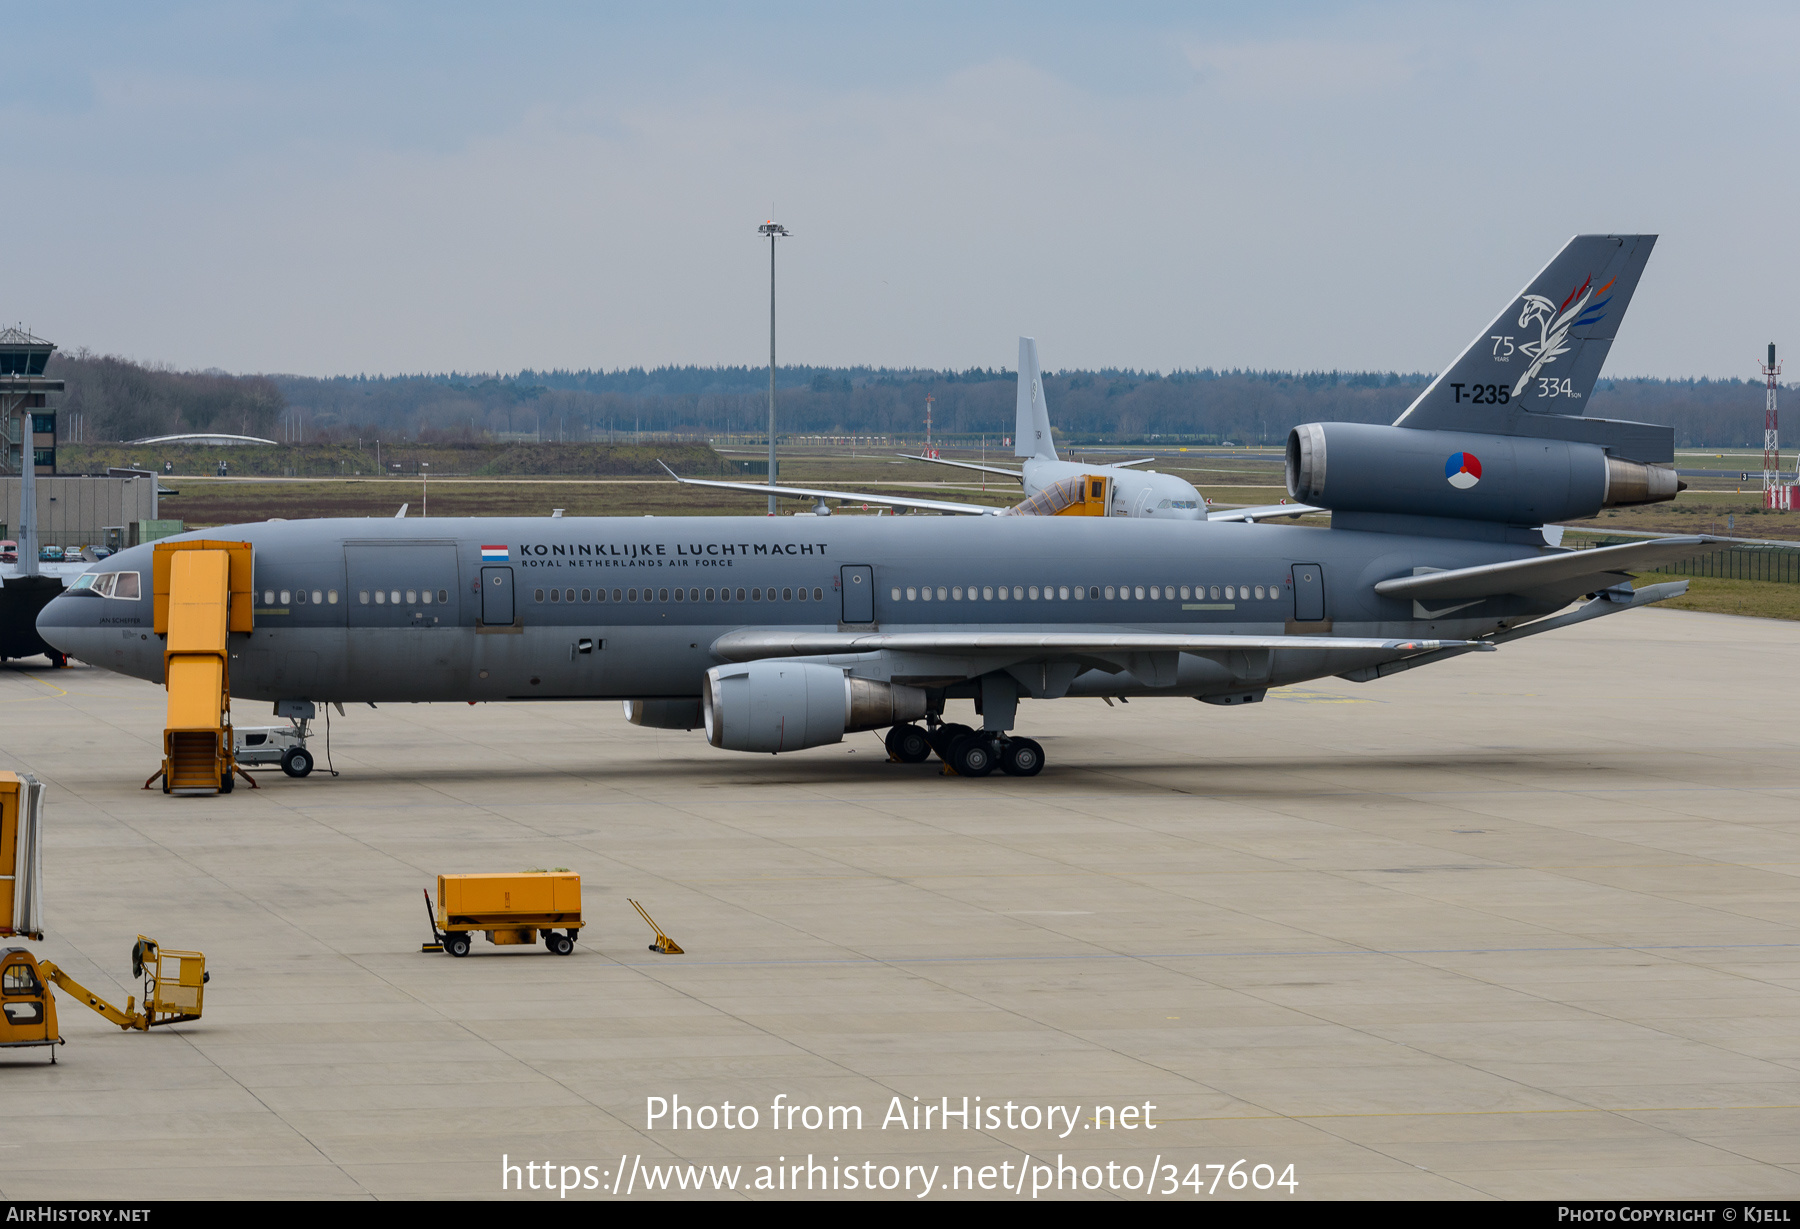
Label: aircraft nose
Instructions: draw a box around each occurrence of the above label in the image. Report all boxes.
[36,589,108,661]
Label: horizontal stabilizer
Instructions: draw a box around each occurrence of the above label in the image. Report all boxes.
[1373,536,1714,602]
[897,454,1026,482]
[713,629,1491,663]
[659,462,997,516]
[1208,502,1326,523]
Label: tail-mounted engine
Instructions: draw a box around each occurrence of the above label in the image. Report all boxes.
[704,662,927,754]
[1286,422,1681,525]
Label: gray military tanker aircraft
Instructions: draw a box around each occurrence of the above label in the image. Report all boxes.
[38,234,1707,778]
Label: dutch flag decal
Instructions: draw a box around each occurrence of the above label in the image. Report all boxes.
[1445,452,1482,490]
[480,545,509,562]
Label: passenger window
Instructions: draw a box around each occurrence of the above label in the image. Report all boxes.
[936,587,947,601]
[920,587,931,602]
[782,587,792,601]
[1009,586,1020,600]
[534,589,544,602]
[1224,586,1234,600]
[1255,585,1266,600]
[628,589,637,602]
[891,587,901,600]
[1134,586,1145,600]
[1149,587,1159,600]
[981,586,992,600]
[1059,586,1070,600]
[315,590,326,604]
[735,588,746,601]
[689,588,698,601]
[1028,586,1039,600]
[1210,585,1221,600]
[952,587,962,600]
[581,589,591,602]
[813,587,822,601]
[264,590,275,605]
[329,590,339,604]
[359,591,369,604]
[1180,586,1191,600]
[613,589,623,602]
[390,590,401,605]
[567,589,576,602]
[706,588,716,601]
[420,590,431,604]
[279,589,291,605]
[549,589,560,603]
[906,587,917,601]
[794,587,805,601]
[1105,586,1115,599]
[115,572,141,600]
[374,591,386,605]
[295,590,307,605]
[406,590,417,604]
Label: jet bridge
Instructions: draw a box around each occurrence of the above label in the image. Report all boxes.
[146,540,254,795]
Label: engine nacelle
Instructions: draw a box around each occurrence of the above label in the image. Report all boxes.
[704,662,927,754]
[623,699,702,730]
[1286,422,1681,525]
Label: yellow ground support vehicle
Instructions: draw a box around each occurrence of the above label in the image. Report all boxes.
[429,873,583,957]
[0,937,207,1063]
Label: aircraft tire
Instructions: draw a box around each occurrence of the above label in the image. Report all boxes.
[886,724,933,763]
[46,651,68,669]
[281,747,314,778]
[948,734,996,778]
[445,933,471,958]
[547,932,574,956]
[929,723,974,761]
[220,772,235,794]
[1000,737,1045,777]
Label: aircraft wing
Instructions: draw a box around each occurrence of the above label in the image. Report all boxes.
[896,454,1026,481]
[1373,535,1716,601]
[659,462,1000,515]
[1207,502,1327,522]
[1103,457,1157,469]
[712,629,1491,662]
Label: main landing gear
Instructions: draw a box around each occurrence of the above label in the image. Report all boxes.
[884,722,1045,778]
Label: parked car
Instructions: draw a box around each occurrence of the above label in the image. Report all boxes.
[0,540,16,563]
[86,546,115,561]
[38,545,64,562]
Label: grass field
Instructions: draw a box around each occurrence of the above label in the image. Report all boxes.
[1650,576,1800,621]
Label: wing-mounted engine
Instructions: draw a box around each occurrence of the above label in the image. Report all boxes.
[704,662,927,754]
[1286,422,1681,526]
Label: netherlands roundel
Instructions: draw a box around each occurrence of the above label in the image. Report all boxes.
[1445,451,1482,490]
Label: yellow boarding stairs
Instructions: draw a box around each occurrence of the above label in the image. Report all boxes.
[1003,473,1111,517]
[142,540,257,795]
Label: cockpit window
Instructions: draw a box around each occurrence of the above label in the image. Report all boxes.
[73,571,141,599]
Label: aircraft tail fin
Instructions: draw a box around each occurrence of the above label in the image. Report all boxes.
[1394,234,1656,435]
[1014,337,1058,460]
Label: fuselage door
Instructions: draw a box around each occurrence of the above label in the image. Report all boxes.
[840,565,873,624]
[1292,563,1325,622]
[481,567,514,626]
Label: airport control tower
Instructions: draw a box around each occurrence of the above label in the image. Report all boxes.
[1,327,62,575]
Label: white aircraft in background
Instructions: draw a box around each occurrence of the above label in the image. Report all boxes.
[662,338,1322,522]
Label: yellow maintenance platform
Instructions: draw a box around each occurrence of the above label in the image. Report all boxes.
[429,873,583,957]
[145,539,255,795]
[0,937,208,1062]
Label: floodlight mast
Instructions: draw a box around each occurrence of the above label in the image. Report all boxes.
[759,220,790,514]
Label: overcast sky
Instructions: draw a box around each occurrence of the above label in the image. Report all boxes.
[5,2,1796,379]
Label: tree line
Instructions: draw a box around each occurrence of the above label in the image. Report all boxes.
[43,350,1787,449]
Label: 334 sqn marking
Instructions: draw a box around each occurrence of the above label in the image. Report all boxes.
[1478,274,1615,402]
